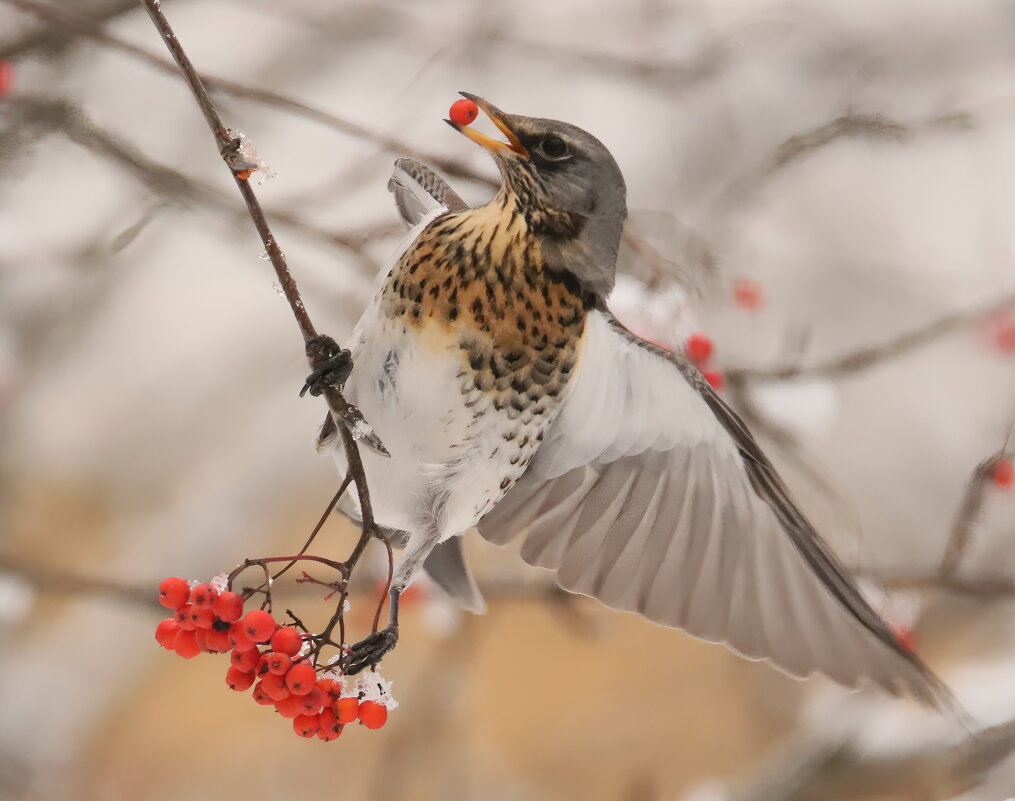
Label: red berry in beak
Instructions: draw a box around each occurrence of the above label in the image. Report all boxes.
[449,98,479,127]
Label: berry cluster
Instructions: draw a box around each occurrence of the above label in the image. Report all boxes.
[684,332,724,391]
[154,576,396,740]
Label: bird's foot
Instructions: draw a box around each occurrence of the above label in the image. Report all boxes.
[301,335,352,398]
[344,625,399,675]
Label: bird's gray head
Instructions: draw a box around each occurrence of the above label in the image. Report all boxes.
[447,93,627,298]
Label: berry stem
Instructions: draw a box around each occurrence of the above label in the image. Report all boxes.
[271,475,352,583]
[371,538,394,635]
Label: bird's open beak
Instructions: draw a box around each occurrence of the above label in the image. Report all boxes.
[446,92,529,158]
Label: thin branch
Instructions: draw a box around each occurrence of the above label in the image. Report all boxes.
[939,451,1010,576]
[2,0,495,188]
[139,0,390,665]
[867,572,1015,600]
[728,290,1015,382]
[7,95,378,270]
[855,442,1015,600]
[271,475,352,582]
[767,114,910,174]
[0,0,135,61]
[486,31,726,90]
[0,553,155,607]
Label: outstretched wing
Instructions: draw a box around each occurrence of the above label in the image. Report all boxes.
[478,308,953,708]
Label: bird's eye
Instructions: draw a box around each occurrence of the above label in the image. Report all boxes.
[539,135,570,160]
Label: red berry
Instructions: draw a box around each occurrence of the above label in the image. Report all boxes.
[318,678,343,702]
[732,278,764,310]
[194,628,212,653]
[293,713,320,737]
[335,697,359,724]
[318,707,343,739]
[270,626,303,657]
[261,672,291,701]
[449,98,479,127]
[242,609,277,643]
[214,591,244,623]
[0,61,12,98]
[285,663,317,696]
[191,607,215,630]
[993,458,1014,490]
[173,629,201,659]
[685,333,713,364]
[174,604,196,631]
[703,370,725,391]
[189,583,219,609]
[296,686,325,716]
[259,651,292,676]
[231,647,261,673]
[275,694,304,719]
[226,666,256,691]
[205,628,232,653]
[155,618,180,649]
[158,577,190,610]
[358,700,388,729]
[252,681,275,705]
[228,622,256,652]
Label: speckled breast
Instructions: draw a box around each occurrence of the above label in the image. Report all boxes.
[378,191,594,516]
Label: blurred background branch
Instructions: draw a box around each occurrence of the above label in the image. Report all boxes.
[1,0,1014,799]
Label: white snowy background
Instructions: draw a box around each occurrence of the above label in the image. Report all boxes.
[1,0,1015,799]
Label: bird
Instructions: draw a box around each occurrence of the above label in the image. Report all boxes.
[317,92,955,710]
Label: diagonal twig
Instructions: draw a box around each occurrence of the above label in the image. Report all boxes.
[727,290,1015,382]
[6,95,380,269]
[3,0,496,188]
[939,450,1012,576]
[138,0,385,582]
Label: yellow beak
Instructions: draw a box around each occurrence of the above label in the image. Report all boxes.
[446,92,529,158]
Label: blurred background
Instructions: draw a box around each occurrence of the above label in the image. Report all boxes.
[2,0,1015,799]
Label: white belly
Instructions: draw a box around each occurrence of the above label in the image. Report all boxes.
[334,309,544,540]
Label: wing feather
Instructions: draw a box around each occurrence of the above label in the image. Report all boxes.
[478,308,955,709]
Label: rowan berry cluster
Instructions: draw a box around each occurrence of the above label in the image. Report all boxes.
[154,575,396,740]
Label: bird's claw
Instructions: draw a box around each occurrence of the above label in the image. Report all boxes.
[302,335,352,398]
[344,625,398,675]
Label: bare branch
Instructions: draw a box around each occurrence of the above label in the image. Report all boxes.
[767,114,910,173]
[137,0,390,666]
[939,450,1011,576]
[7,95,379,270]
[2,0,495,188]
[732,718,1015,801]
[0,0,135,61]
[0,553,154,607]
[728,290,1015,382]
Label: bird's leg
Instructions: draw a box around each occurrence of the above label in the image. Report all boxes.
[344,524,441,675]
[301,334,353,398]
